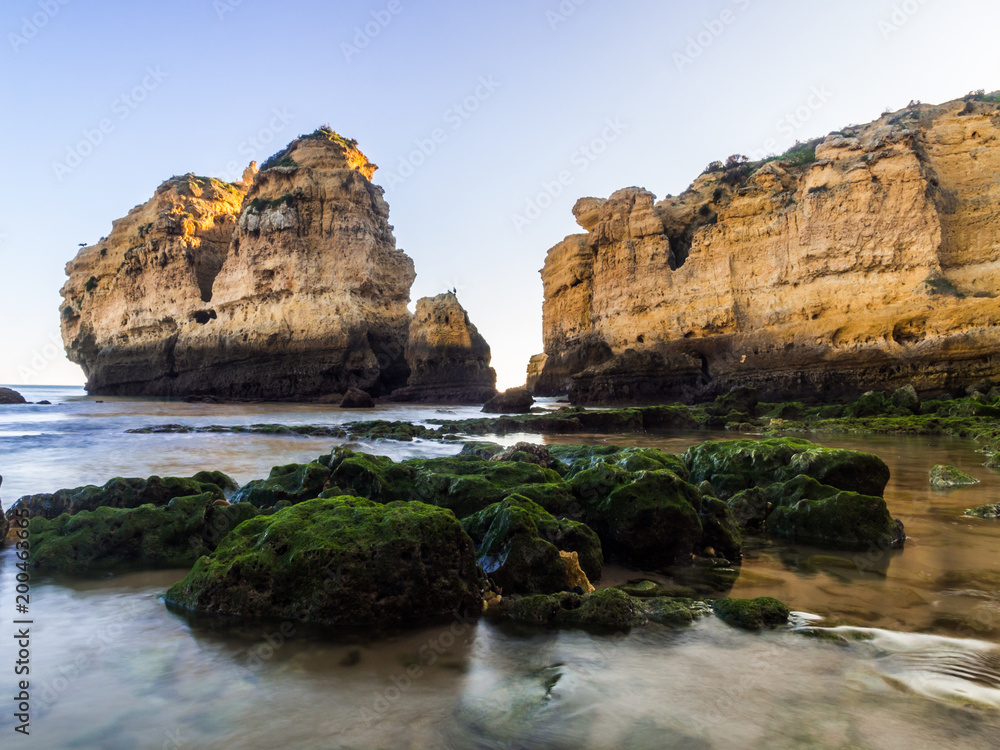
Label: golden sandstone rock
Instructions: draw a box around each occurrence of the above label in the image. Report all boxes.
[560,550,595,593]
[532,93,1000,403]
[61,129,416,399]
[391,292,497,403]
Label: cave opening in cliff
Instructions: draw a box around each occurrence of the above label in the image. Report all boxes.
[667,232,692,270]
[192,246,228,303]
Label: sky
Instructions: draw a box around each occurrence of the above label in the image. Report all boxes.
[1,0,998,391]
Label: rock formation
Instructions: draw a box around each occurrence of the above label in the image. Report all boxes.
[532,92,1000,403]
[391,292,497,403]
[61,129,416,399]
[0,388,26,404]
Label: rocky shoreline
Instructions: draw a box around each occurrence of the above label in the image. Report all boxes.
[5,422,915,635]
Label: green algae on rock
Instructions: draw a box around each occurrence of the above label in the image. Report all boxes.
[28,493,259,572]
[711,597,790,630]
[929,464,980,490]
[765,476,905,550]
[501,588,725,631]
[11,471,238,520]
[231,461,333,508]
[461,495,602,594]
[581,469,709,568]
[683,438,889,500]
[966,503,1000,519]
[166,496,485,627]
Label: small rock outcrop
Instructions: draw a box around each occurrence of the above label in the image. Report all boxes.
[340,388,375,409]
[929,464,980,490]
[533,93,1000,403]
[0,388,26,405]
[0,476,9,546]
[61,129,416,399]
[391,292,497,403]
[483,387,535,414]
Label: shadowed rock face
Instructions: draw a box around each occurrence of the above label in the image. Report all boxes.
[391,293,497,403]
[61,130,415,399]
[533,93,1000,404]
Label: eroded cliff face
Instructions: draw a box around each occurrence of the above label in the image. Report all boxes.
[391,292,497,403]
[534,93,1000,403]
[62,130,417,399]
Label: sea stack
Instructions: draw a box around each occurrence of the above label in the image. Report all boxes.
[531,93,1000,403]
[391,292,498,403]
[60,129,416,400]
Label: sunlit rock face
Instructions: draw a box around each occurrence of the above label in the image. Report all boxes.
[61,130,416,399]
[534,93,1000,404]
[391,292,497,404]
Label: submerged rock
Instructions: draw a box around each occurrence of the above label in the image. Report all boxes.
[28,493,259,571]
[711,597,790,630]
[929,464,980,490]
[461,495,602,594]
[502,588,713,631]
[0,387,26,405]
[165,496,485,627]
[482,388,534,414]
[966,503,1000,519]
[9,471,237,521]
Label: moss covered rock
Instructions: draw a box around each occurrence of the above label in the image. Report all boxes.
[12,472,237,520]
[712,597,790,630]
[583,470,705,569]
[165,496,485,627]
[726,487,770,528]
[29,493,259,571]
[765,475,905,549]
[683,438,890,499]
[929,464,980,490]
[462,495,601,594]
[231,462,332,508]
[966,503,1000,519]
[503,588,705,631]
[699,496,742,560]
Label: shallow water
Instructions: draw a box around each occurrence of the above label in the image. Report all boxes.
[2,386,1000,748]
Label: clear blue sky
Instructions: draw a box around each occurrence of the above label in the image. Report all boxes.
[2,0,998,389]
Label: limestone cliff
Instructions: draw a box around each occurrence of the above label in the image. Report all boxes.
[62,129,416,399]
[534,92,1000,403]
[391,292,497,403]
